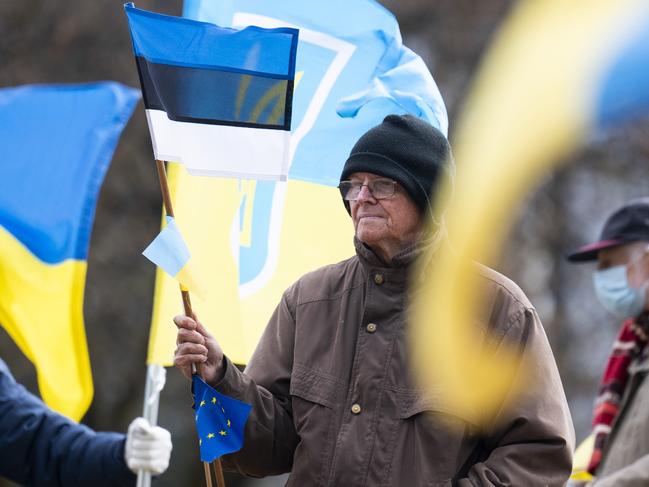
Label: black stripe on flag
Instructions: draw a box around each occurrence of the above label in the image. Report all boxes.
[136,56,293,131]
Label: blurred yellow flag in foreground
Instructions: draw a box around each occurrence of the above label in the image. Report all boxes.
[571,434,595,480]
[412,0,649,425]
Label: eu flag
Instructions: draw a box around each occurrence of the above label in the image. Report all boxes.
[192,375,252,462]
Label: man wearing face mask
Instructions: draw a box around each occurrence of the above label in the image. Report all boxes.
[567,198,649,487]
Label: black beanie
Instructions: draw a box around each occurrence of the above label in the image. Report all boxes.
[339,114,451,213]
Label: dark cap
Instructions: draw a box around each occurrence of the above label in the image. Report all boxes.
[339,114,452,213]
[567,198,649,262]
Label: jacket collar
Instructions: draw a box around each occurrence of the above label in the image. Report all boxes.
[353,235,435,270]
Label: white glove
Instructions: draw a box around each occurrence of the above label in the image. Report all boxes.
[124,417,173,476]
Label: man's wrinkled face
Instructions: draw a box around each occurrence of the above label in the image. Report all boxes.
[348,172,423,261]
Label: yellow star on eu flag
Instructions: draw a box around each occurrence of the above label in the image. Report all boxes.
[200,400,206,407]
[219,430,227,436]
[207,433,215,439]
[227,419,231,428]
[212,397,217,405]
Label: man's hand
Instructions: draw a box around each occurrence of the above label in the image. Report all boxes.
[124,418,172,476]
[173,315,225,385]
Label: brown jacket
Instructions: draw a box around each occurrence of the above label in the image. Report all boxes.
[594,349,649,486]
[216,239,574,486]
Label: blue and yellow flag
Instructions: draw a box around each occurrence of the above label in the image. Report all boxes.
[142,216,204,297]
[147,0,448,366]
[0,82,140,419]
[192,375,251,462]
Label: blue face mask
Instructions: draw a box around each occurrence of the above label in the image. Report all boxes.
[593,265,646,318]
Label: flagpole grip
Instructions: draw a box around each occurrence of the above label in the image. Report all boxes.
[181,289,199,378]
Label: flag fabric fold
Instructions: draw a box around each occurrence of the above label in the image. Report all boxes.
[0,82,139,419]
[192,375,251,462]
[336,45,448,136]
[124,2,299,180]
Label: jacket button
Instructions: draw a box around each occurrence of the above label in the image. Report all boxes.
[366,323,377,333]
[374,273,384,285]
[351,403,362,414]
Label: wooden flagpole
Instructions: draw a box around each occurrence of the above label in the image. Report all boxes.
[154,159,226,487]
[213,461,227,487]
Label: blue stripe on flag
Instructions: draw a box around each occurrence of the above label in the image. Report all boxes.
[125,3,298,79]
[238,181,275,285]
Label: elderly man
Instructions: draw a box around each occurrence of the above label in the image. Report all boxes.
[174,115,574,486]
[567,198,649,487]
[0,357,172,486]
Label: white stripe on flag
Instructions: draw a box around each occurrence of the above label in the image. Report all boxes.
[146,109,290,180]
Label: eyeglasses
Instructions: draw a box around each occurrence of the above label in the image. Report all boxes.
[338,178,397,201]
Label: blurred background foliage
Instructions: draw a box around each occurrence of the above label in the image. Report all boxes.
[1,0,648,485]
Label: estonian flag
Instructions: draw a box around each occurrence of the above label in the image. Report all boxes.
[124,3,298,180]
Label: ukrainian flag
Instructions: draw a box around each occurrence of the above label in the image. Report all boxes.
[0,83,139,420]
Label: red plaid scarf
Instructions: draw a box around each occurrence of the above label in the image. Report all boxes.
[588,312,649,475]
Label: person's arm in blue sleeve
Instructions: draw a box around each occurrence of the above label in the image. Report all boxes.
[0,359,135,486]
